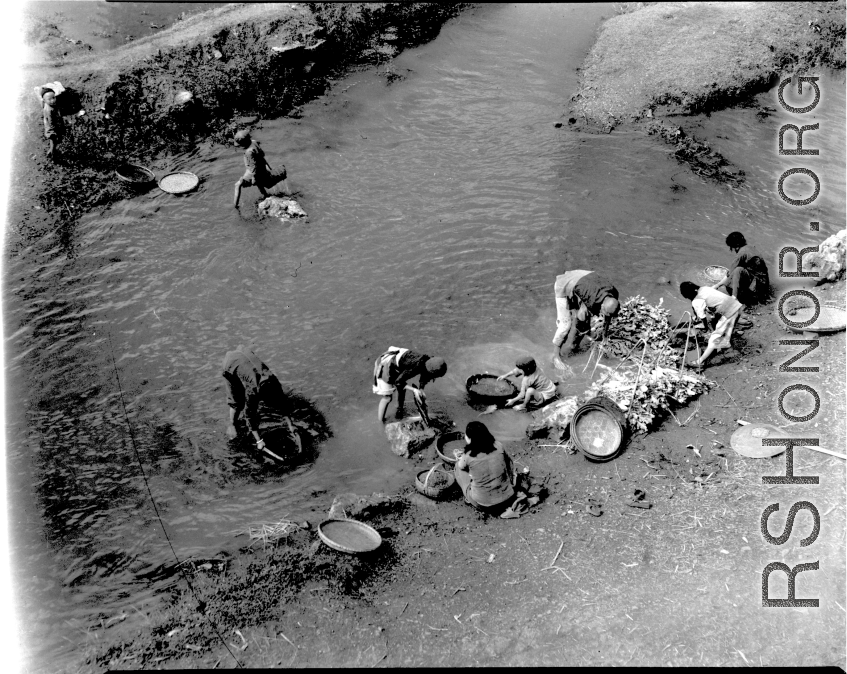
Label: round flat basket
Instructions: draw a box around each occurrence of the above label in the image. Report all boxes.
[415,466,456,499]
[436,431,465,465]
[570,396,627,462]
[317,519,382,554]
[786,304,846,334]
[730,423,790,459]
[159,171,199,194]
[702,265,728,283]
[115,164,156,185]
[466,374,517,405]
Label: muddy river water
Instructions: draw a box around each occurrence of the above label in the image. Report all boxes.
[5,3,845,667]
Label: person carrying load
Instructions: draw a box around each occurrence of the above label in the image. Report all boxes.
[223,346,300,458]
[232,130,291,209]
[679,281,744,369]
[552,270,620,365]
[372,347,447,423]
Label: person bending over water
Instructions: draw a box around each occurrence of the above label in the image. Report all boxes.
[552,270,620,365]
[679,281,744,369]
[454,421,538,519]
[223,346,300,456]
[498,355,557,411]
[233,130,291,209]
[372,347,447,423]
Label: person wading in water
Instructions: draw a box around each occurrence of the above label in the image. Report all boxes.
[223,346,301,459]
[232,130,291,209]
[372,347,447,424]
[552,270,620,367]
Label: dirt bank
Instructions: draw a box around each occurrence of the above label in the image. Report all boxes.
[7,3,463,246]
[572,1,845,125]
[565,1,845,183]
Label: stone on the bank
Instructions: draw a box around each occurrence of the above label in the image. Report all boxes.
[258,196,307,221]
[807,229,846,283]
[525,396,580,439]
[327,492,400,520]
[384,417,437,458]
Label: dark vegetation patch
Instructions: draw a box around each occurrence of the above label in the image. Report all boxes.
[646,122,744,185]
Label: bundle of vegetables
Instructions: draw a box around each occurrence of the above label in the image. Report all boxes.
[592,295,681,366]
[583,365,713,434]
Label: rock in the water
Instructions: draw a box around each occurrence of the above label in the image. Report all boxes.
[807,229,846,283]
[384,417,437,458]
[327,492,400,520]
[258,196,307,221]
[526,396,580,439]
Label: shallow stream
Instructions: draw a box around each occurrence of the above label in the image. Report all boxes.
[5,3,844,667]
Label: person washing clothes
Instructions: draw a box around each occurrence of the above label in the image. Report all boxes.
[42,90,64,161]
[552,270,620,365]
[372,347,447,423]
[222,346,300,457]
[679,282,744,369]
[454,421,538,519]
[498,356,558,411]
[713,231,770,307]
[232,130,291,209]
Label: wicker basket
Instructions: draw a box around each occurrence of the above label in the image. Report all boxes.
[435,431,465,465]
[702,265,728,283]
[415,465,456,499]
[115,164,156,185]
[317,519,382,554]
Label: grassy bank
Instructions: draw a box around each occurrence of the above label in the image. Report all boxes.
[572,1,845,125]
[8,3,463,243]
